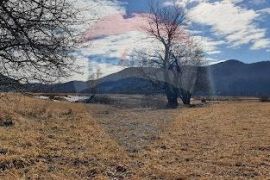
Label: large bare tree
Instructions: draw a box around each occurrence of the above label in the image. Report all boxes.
[0,0,79,85]
[146,1,186,107]
[133,1,205,107]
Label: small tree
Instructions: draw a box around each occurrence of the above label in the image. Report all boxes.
[0,0,80,85]
[87,65,102,101]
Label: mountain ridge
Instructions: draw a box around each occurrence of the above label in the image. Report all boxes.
[2,60,270,96]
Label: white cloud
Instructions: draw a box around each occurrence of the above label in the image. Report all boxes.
[188,0,270,50]
[81,31,156,60]
[67,0,126,81]
[207,51,221,55]
[77,25,224,81]
[79,30,223,74]
[74,0,125,20]
[224,0,244,4]
[163,1,175,7]
[163,0,205,8]
[251,39,270,50]
[70,0,125,34]
[65,52,125,82]
[257,8,270,15]
[193,36,225,54]
[75,31,161,80]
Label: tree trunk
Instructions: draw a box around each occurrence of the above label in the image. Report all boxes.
[167,95,178,108]
[165,84,178,108]
[180,90,191,105]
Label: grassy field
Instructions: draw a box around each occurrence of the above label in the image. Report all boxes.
[0,94,270,179]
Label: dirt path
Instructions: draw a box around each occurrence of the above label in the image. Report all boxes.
[88,105,178,153]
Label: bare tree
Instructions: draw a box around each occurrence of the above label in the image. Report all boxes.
[86,65,102,102]
[145,1,186,107]
[0,0,80,86]
[132,1,205,107]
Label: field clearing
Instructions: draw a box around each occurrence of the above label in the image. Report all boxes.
[0,94,270,179]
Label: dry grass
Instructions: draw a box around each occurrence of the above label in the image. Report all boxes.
[0,94,130,179]
[1,93,270,179]
[135,102,270,179]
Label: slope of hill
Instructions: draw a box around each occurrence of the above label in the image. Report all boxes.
[27,80,90,93]
[208,60,270,96]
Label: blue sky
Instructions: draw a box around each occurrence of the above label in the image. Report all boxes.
[71,0,270,81]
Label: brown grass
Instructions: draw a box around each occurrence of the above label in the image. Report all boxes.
[0,94,130,179]
[135,102,270,179]
[1,93,270,179]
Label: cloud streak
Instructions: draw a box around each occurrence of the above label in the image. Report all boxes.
[84,13,148,40]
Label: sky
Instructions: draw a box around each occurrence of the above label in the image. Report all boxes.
[70,0,270,81]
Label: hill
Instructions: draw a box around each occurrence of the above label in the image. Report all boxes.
[8,60,270,96]
[208,60,270,96]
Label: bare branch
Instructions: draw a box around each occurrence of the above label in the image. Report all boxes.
[0,0,81,85]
